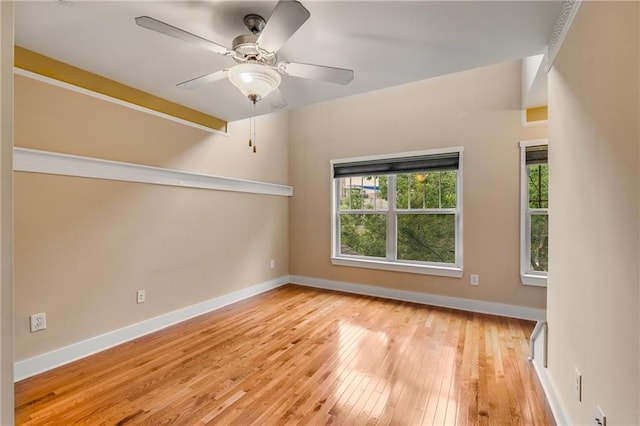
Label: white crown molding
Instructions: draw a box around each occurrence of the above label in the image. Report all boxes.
[546,0,582,72]
[14,147,293,197]
[290,275,546,321]
[14,68,228,136]
[14,276,290,381]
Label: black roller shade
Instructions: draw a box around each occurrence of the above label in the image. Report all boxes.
[525,145,548,165]
[334,152,460,178]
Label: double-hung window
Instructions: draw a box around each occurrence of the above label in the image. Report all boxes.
[331,148,463,277]
[520,141,548,286]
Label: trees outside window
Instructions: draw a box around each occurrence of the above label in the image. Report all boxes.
[520,141,548,286]
[332,149,463,277]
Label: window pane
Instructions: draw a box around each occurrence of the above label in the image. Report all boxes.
[340,214,386,257]
[438,171,457,208]
[396,174,409,209]
[528,164,549,208]
[530,214,548,272]
[361,176,388,210]
[397,214,455,263]
[338,176,388,210]
[396,171,457,209]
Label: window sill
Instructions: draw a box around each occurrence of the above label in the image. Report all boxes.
[331,257,463,278]
[521,274,547,287]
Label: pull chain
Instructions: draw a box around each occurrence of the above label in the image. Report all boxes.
[252,101,257,153]
[252,103,257,153]
[248,101,253,149]
[248,98,257,153]
[247,95,259,154]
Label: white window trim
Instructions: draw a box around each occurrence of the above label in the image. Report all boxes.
[330,147,464,278]
[520,139,548,287]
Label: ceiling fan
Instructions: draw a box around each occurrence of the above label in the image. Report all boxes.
[135,0,354,106]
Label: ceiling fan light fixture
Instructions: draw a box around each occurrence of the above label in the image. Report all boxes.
[227,63,281,102]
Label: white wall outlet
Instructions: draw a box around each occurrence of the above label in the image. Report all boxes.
[30,312,47,333]
[470,274,479,286]
[136,289,146,304]
[270,259,275,269]
[574,367,582,401]
[594,406,606,426]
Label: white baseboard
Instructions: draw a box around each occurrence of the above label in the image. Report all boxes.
[289,275,546,321]
[530,322,571,425]
[14,276,290,382]
[15,275,547,382]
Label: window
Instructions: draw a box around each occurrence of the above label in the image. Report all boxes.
[331,148,463,277]
[520,141,548,286]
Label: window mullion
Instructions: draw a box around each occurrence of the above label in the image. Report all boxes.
[407,175,411,209]
[438,172,442,209]
[526,211,533,272]
[333,178,341,257]
[456,167,462,268]
[529,208,549,215]
[388,175,397,262]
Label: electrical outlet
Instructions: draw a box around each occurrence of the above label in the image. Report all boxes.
[470,274,479,286]
[30,312,47,333]
[270,259,275,269]
[136,290,146,304]
[574,367,582,401]
[594,406,606,426]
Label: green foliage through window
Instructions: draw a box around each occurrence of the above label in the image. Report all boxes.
[530,214,548,272]
[397,214,455,263]
[337,170,459,266]
[339,213,386,257]
[528,164,548,209]
[526,159,548,273]
[396,172,456,209]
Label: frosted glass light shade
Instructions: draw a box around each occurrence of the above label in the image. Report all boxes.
[227,63,281,101]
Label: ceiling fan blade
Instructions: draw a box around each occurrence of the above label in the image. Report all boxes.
[135,16,231,56]
[277,62,354,85]
[268,88,288,109]
[177,69,228,90]
[256,1,310,53]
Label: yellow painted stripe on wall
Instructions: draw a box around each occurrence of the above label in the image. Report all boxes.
[14,46,227,133]
[526,106,548,122]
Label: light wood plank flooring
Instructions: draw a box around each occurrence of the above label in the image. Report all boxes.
[15,285,554,425]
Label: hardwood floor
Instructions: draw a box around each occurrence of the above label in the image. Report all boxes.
[15,285,554,425]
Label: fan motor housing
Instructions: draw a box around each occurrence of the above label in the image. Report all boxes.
[231,33,276,65]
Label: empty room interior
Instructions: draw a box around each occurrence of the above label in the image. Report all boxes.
[0,0,639,424]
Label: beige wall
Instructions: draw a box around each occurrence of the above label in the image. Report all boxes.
[14,75,290,360]
[548,2,639,424]
[289,60,548,309]
[0,2,13,423]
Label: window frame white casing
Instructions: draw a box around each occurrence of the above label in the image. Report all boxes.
[519,139,548,287]
[330,147,464,278]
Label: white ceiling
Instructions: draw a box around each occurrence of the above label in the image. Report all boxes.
[15,1,563,122]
